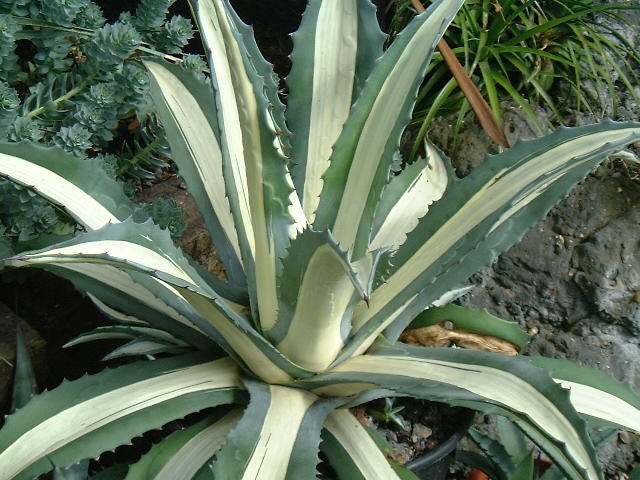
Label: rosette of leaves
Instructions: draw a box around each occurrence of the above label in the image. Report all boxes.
[1,0,640,479]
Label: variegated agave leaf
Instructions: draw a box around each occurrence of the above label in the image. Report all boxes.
[0,354,242,480]
[1,0,640,478]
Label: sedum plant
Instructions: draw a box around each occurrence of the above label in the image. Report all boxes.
[1,0,640,478]
[0,0,199,251]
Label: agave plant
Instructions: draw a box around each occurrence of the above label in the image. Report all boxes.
[0,0,639,479]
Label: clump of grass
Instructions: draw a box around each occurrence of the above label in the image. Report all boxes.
[385,0,640,159]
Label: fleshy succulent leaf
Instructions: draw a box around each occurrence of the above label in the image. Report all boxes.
[532,356,640,432]
[192,0,305,331]
[0,354,243,480]
[176,287,312,383]
[369,141,449,251]
[302,344,603,480]
[213,379,339,480]
[101,336,189,360]
[144,59,245,285]
[287,0,385,222]
[273,229,366,371]
[44,263,216,351]
[468,427,517,477]
[312,0,463,259]
[0,141,132,230]
[7,218,217,298]
[321,409,413,480]
[124,409,242,480]
[63,325,187,349]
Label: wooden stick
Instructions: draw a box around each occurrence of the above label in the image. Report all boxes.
[410,0,510,147]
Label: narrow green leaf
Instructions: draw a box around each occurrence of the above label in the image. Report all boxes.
[408,304,531,350]
[11,323,38,412]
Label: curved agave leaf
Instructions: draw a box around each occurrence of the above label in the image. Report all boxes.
[8,219,216,298]
[322,409,413,480]
[532,356,640,432]
[101,336,189,360]
[176,288,312,383]
[287,0,385,222]
[63,325,187,348]
[0,354,242,480]
[221,2,293,158]
[87,294,151,326]
[301,344,602,480]
[345,122,640,359]
[44,263,215,351]
[313,0,463,259]
[467,428,516,479]
[12,222,304,381]
[192,0,305,331]
[0,142,132,230]
[124,409,242,480]
[144,59,244,285]
[213,379,340,480]
[19,237,305,382]
[369,142,449,251]
[273,229,366,371]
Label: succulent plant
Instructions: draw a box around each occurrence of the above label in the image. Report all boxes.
[0,0,639,479]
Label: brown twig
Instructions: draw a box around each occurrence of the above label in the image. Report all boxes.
[410,0,510,147]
